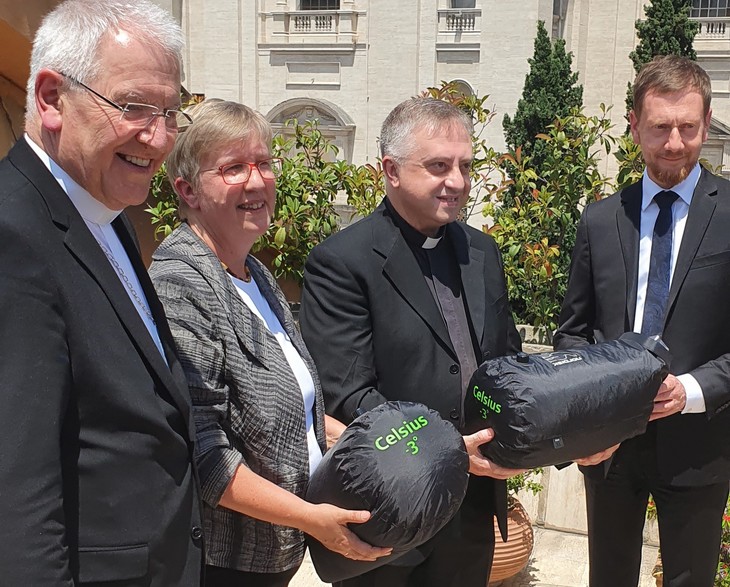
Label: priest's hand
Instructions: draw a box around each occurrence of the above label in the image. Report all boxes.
[463,428,527,480]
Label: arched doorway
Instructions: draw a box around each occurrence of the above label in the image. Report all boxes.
[266,97,356,162]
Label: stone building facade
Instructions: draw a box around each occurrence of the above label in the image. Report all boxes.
[179,0,730,180]
[3,1,730,175]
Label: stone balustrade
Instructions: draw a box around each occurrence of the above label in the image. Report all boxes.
[695,16,730,39]
[261,9,363,46]
[437,7,481,37]
[292,13,334,33]
[446,11,476,31]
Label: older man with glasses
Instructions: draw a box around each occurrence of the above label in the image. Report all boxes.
[0,0,204,584]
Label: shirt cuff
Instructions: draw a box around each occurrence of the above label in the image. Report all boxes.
[678,373,706,414]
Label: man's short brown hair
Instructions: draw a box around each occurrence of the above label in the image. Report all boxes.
[632,55,712,120]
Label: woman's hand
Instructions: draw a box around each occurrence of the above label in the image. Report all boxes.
[301,503,393,561]
[219,466,391,561]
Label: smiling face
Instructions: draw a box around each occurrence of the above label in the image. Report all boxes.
[383,122,472,237]
[630,89,711,189]
[53,31,181,210]
[182,138,276,257]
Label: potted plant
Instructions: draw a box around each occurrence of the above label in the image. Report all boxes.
[488,469,543,586]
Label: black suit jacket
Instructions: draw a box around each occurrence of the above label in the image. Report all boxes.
[300,201,522,537]
[554,169,730,486]
[0,139,203,585]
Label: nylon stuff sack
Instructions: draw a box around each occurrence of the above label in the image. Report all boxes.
[462,332,671,469]
[305,401,469,582]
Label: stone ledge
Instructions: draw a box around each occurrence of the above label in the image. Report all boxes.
[517,324,554,347]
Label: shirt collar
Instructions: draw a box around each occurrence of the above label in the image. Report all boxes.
[641,163,701,212]
[384,197,446,249]
[24,134,121,226]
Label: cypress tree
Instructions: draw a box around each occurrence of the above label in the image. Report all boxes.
[625,0,699,116]
[503,20,583,172]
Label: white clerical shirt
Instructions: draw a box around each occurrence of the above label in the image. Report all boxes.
[24,134,167,361]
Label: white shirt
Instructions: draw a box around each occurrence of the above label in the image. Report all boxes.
[230,274,323,476]
[24,134,167,361]
[633,164,704,413]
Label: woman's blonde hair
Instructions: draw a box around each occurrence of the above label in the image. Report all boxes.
[166,99,273,216]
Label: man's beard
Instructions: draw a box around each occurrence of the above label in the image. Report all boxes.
[651,157,698,189]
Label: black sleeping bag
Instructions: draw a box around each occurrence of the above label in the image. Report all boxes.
[305,401,469,583]
[462,332,671,469]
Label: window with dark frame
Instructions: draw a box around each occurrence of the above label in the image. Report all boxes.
[691,0,730,18]
[553,0,568,38]
[450,0,476,7]
[300,0,340,9]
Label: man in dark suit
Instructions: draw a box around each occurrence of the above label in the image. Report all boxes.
[554,55,730,587]
[300,97,523,587]
[0,1,203,584]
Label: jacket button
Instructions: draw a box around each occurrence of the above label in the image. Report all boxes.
[449,364,460,374]
[191,526,203,541]
[449,409,459,420]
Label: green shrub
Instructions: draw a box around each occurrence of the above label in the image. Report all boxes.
[485,106,615,335]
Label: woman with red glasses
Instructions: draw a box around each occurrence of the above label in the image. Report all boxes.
[150,100,390,587]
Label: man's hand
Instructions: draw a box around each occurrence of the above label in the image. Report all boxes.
[324,415,347,449]
[574,443,620,466]
[650,373,686,421]
[462,428,526,480]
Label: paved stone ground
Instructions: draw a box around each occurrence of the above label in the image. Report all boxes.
[290,526,659,587]
[500,527,658,587]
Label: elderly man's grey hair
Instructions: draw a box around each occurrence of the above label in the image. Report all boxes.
[379,97,473,163]
[25,0,184,122]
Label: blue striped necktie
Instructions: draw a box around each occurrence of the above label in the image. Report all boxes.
[641,190,679,336]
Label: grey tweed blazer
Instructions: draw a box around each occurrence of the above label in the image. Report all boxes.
[150,222,326,574]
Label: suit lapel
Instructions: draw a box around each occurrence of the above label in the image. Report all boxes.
[376,215,455,356]
[9,140,192,428]
[617,184,642,330]
[450,223,486,346]
[667,170,717,315]
[250,259,308,366]
[219,270,272,370]
[171,225,271,369]
[248,257,327,449]
[65,210,192,416]
[113,216,193,426]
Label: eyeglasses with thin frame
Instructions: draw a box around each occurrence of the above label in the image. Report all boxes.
[202,159,283,185]
[59,72,193,132]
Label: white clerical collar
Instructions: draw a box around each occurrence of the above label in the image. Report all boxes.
[24,134,121,226]
[422,236,442,249]
[641,163,701,212]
